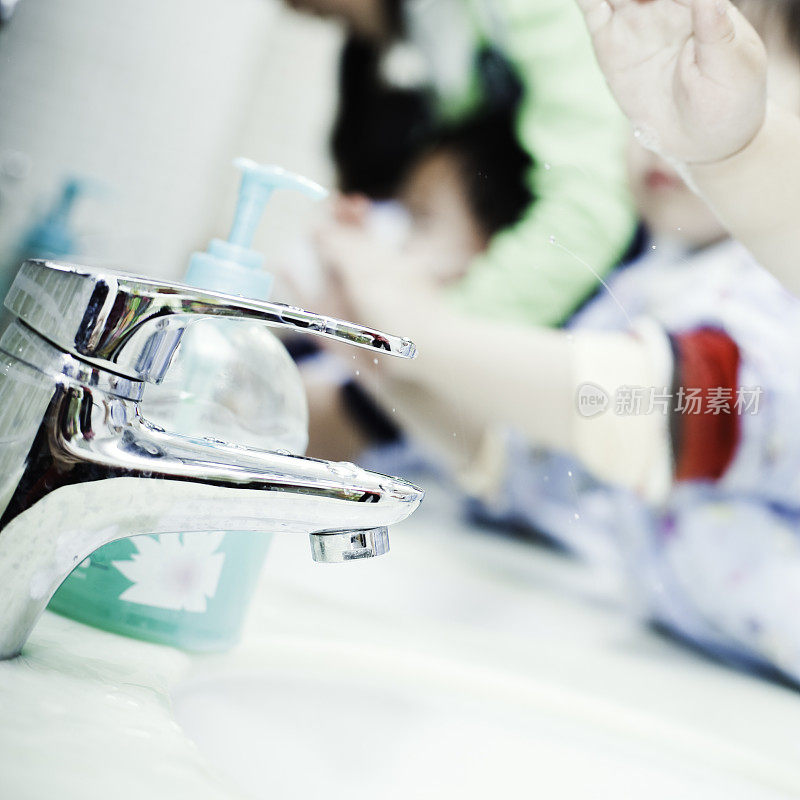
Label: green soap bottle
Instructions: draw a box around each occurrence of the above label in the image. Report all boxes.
[48,160,327,651]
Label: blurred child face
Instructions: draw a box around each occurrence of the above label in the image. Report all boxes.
[625,145,726,248]
[627,17,800,250]
[398,149,489,285]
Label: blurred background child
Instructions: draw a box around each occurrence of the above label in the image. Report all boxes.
[297,111,538,462]
[315,0,800,683]
[282,0,635,325]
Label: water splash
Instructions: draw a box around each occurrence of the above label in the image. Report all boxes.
[548,235,632,325]
[632,123,660,152]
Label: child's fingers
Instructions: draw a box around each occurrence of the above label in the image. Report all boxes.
[314,223,369,290]
[690,0,767,97]
[691,0,762,77]
[692,0,735,52]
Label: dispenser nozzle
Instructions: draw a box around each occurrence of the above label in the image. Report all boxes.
[185,158,328,300]
[227,158,328,249]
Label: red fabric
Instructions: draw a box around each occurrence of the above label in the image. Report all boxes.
[673,328,741,482]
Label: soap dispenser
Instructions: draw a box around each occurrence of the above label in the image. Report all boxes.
[2,177,89,303]
[48,160,327,651]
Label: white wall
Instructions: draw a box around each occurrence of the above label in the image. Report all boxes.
[0,0,341,282]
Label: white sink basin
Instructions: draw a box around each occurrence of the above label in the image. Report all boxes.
[173,640,795,800]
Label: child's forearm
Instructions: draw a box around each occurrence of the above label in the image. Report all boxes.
[688,105,800,294]
[357,311,576,474]
[373,307,672,498]
[395,310,576,454]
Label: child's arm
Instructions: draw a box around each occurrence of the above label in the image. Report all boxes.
[374,309,672,499]
[575,0,800,293]
[316,220,672,499]
[689,105,800,293]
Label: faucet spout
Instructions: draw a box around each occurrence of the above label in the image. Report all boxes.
[0,385,422,658]
[0,259,425,659]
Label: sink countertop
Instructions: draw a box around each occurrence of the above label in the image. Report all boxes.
[0,611,242,800]
[4,484,800,799]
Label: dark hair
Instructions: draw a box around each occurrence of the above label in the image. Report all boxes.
[737,0,800,59]
[331,37,534,236]
[330,38,435,198]
[785,0,800,56]
[424,111,534,239]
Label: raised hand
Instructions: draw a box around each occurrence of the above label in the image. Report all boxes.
[576,0,767,163]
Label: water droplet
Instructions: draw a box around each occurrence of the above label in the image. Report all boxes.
[544,162,551,170]
[574,513,580,521]
[631,124,660,151]
[392,408,396,413]
[567,470,573,478]
[452,432,457,437]
[355,370,360,376]
[373,358,378,365]
[549,235,556,244]
[329,461,359,479]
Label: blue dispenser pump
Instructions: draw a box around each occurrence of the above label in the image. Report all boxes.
[19,177,92,261]
[185,159,327,300]
[2,176,101,305]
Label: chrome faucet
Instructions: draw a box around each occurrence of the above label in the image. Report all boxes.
[0,259,423,659]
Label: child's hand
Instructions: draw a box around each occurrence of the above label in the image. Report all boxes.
[315,216,439,334]
[577,0,767,163]
[313,216,443,391]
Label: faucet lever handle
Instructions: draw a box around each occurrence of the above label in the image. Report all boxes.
[4,259,416,383]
